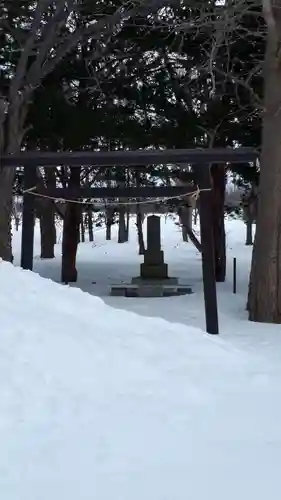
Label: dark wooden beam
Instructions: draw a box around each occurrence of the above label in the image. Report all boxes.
[21,166,36,270]
[2,148,258,168]
[197,164,219,335]
[28,185,196,199]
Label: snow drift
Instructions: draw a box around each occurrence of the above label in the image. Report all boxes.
[1,260,281,500]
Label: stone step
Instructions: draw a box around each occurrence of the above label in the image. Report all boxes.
[131,277,179,285]
[110,284,192,297]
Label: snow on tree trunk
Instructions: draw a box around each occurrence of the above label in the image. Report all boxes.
[248,15,281,322]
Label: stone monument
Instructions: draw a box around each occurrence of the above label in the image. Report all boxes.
[110,215,192,297]
[140,215,168,280]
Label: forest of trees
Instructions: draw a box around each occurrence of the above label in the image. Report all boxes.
[1,0,281,324]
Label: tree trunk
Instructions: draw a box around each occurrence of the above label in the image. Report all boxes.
[118,206,126,243]
[37,167,56,259]
[136,206,145,255]
[88,209,94,242]
[39,203,56,259]
[194,206,199,225]
[246,220,253,246]
[182,224,188,242]
[106,207,113,240]
[61,168,81,283]
[125,210,130,242]
[0,169,14,262]
[14,212,20,231]
[106,220,111,240]
[61,203,80,283]
[211,164,226,282]
[0,88,31,261]
[248,26,281,322]
[179,205,192,242]
[80,213,85,243]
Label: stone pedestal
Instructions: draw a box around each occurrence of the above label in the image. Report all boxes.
[110,215,192,297]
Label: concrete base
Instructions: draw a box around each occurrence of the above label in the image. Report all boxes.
[110,283,192,297]
[131,276,179,285]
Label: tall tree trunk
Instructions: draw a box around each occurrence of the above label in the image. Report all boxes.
[179,205,192,242]
[0,170,14,262]
[80,213,85,243]
[211,164,226,282]
[61,168,81,283]
[39,202,56,258]
[61,204,80,283]
[0,90,31,261]
[181,224,188,242]
[248,23,281,322]
[0,104,20,262]
[37,167,56,259]
[193,205,199,225]
[136,205,145,255]
[106,207,113,240]
[88,209,94,242]
[246,220,253,246]
[125,210,130,242]
[118,206,126,243]
[14,204,20,231]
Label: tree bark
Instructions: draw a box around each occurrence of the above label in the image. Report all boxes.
[193,205,199,225]
[136,205,145,255]
[178,206,202,253]
[248,24,281,322]
[88,209,94,242]
[36,167,56,259]
[0,169,14,262]
[80,213,85,243]
[0,92,31,261]
[106,207,113,240]
[246,220,253,246]
[61,203,80,283]
[39,202,56,258]
[118,206,127,243]
[181,224,188,242]
[211,164,226,282]
[125,210,130,242]
[61,168,81,283]
[179,205,192,242]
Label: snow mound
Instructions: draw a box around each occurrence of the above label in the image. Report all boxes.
[1,261,281,500]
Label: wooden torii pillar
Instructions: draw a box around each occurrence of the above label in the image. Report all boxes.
[197,164,219,335]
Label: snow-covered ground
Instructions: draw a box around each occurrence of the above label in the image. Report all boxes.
[13,216,281,361]
[0,217,280,499]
